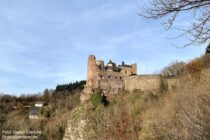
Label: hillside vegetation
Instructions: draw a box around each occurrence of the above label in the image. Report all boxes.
[64,51,210,140]
[1,48,210,140]
[0,81,85,140]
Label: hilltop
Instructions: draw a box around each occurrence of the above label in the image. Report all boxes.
[63,47,210,140]
[1,46,210,140]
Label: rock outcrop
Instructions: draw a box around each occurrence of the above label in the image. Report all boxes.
[63,105,88,140]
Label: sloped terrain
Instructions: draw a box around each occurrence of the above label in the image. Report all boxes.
[63,68,210,140]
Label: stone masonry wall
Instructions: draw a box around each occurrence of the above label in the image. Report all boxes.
[124,75,161,92]
[98,70,124,95]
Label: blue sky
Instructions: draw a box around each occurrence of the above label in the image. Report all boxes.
[0,0,206,95]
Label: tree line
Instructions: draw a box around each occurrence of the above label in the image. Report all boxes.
[55,80,86,93]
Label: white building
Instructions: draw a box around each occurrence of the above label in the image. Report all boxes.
[35,102,43,107]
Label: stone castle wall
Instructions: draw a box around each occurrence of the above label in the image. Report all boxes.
[98,70,124,95]
[120,64,137,76]
[85,55,125,93]
[124,75,161,92]
[81,55,163,102]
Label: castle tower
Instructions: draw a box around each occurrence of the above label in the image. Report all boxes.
[86,55,98,88]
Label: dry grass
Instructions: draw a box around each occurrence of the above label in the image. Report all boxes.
[86,90,160,140]
[0,92,81,140]
[139,69,210,140]
[84,69,210,140]
[202,54,210,68]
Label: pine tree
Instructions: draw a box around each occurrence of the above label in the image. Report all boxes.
[206,44,210,54]
[43,89,50,104]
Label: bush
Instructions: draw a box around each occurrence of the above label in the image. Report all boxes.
[0,115,6,123]
[205,43,210,53]
[202,53,210,68]
[160,77,168,94]
[88,91,152,140]
[186,58,203,80]
[44,108,51,118]
[139,71,210,140]
[67,92,80,110]
[38,107,44,115]
[56,124,65,140]
[186,58,203,74]
[161,61,185,77]
[90,89,103,108]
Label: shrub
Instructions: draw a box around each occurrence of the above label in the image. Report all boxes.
[0,115,6,123]
[67,92,80,110]
[202,53,210,68]
[56,124,65,140]
[90,89,103,108]
[88,91,146,140]
[160,77,168,95]
[186,58,203,74]
[186,58,203,80]
[38,107,44,115]
[161,61,186,77]
[44,108,51,118]
[139,70,210,140]
[205,43,210,53]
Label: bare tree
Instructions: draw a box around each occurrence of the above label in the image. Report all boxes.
[140,0,210,46]
[161,61,186,77]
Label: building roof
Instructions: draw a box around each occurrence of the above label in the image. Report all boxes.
[119,64,132,68]
[107,60,116,66]
[118,61,132,68]
[104,65,121,72]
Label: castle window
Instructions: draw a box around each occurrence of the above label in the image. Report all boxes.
[108,75,112,79]
[115,77,118,80]
[120,77,122,80]
[99,75,104,79]
[125,71,127,74]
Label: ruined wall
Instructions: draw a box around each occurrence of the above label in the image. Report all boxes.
[82,55,163,103]
[98,70,124,95]
[120,64,137,76]
[124,75,161,92]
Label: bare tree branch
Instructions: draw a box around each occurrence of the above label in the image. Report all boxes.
[140,0,210,46]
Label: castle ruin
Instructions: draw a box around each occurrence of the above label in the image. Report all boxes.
[80,55,161,102]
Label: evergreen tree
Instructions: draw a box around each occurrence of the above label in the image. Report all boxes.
[43,89,50,104]
[206,44,210,54]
